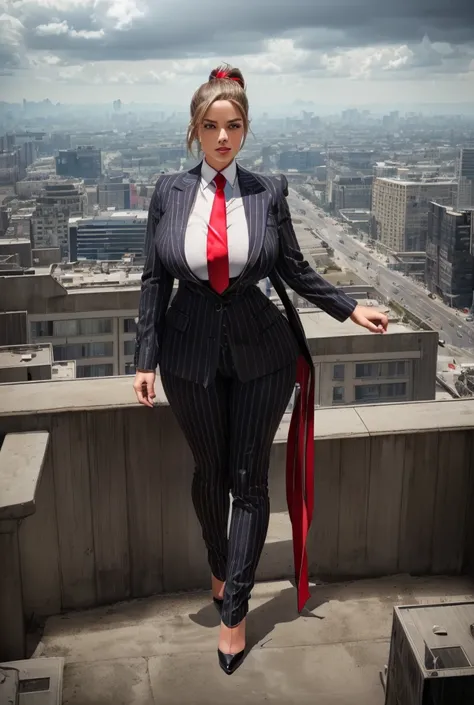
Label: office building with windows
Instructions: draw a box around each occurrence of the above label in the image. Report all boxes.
[0,260,146,378]
[298,307,437,407]
[97,181,132,211]
[457,147,474,211]
[68,210,148,261]
[372,177,457,251]
[55,146,102,181]
[1,243,437,395]
[32,180,87,255]
[425,202,474,309]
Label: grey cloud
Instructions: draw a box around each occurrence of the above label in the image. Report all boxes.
[1,0,474,69]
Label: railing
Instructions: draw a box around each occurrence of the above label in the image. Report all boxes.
[1,376,473,661]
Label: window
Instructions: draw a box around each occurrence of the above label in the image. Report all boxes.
[355,361,407,379]
[355,363,375,378]
[79,318,113,335]
[124,362,135,375]
[355,382,407,403]
[332,386,345,404]
[123,340,135,356]
[53,342,113,360]
[53,319,79,337]
[31,318,113,337]
[123,318,137,334]
[31,320,53,337]
[333,364,345,381]
[77,364,114,378]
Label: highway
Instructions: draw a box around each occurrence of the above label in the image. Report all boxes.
[288,190,474,353]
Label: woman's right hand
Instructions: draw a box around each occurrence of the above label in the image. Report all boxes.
[133,370,156,408]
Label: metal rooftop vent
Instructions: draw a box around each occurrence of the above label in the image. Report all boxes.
[383,601,474,704]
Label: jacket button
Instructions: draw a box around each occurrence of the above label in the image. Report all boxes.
[215,304,223,312]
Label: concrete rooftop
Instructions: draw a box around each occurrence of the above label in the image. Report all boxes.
[298,306,408,339]
[33,575,474,705]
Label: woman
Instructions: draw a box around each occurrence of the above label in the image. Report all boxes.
[133,64,388,675]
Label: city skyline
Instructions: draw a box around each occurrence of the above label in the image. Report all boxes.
[1,0,474,106]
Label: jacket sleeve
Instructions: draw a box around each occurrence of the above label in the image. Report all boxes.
[134,180,174,371]
[274,174,357,322]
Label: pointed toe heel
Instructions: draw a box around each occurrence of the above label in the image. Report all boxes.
[218,648,245,675]
[213,597,223,615]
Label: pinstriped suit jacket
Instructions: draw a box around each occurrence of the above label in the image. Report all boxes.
[134,161,357,386]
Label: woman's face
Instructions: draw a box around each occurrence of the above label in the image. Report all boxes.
[197,100,245,170]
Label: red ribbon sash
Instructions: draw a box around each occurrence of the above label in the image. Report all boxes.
[286,355,315,612]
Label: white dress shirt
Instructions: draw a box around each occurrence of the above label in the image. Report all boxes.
[184,159,249,281]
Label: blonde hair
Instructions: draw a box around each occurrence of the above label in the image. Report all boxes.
[186,63,249,156]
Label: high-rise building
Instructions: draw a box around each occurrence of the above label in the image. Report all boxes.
[97,181,131,210]
[372,178,457,252]
[68,210,147,261]
[457,147,474,211]
[331,176,373,213]
[278,149,324,172]
[0,133,37,183]
[32,181,88,254]
[425,203,474,309]
[55,146,102,181]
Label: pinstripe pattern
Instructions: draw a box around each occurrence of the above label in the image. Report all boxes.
[161,335,296,627]
[134,163,357,378]
[134,161,358,626]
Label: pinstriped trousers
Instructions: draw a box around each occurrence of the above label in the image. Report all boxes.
[161,323,297,627]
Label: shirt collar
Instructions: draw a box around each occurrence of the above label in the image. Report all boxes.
[201,158,238,190]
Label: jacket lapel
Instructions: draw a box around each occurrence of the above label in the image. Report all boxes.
[168,164,201,283]
[227,165,272,291]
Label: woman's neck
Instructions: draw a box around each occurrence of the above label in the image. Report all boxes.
[203,155,235,172]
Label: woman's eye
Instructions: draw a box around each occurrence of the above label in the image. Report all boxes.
[204,124,215,129]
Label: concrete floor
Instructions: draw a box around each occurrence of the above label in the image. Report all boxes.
[33,575,474,705]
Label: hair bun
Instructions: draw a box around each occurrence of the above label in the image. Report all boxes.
[209,64,245,90]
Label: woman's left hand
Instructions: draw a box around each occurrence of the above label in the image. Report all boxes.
[350,305,388,334]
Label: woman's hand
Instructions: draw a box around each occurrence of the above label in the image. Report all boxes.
[133,370,156,408]
[350,305,388,334]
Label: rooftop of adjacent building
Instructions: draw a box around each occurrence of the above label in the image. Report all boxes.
[0,238,31,246]
[69,210,147,225]
[297,304,410,340]
[374,176,457,186]
[0,343,52,369]
[430,200,474,217]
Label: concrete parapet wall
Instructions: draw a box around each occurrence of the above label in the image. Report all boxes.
[0,377,473,621]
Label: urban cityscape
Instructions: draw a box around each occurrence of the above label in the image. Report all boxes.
[1,103,474,403]
[1,1,474,703]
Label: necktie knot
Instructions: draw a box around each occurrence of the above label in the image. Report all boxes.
[214,173,226,191]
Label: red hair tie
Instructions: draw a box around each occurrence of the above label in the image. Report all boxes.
[215,70,240,82]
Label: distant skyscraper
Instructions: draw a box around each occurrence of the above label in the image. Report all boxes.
[457,147,474,211]
[425,203,474,309]
[113,99,122,112]
[33,181,88,255]
[278,149,323,172]
[97,181,131,210]
[56,146,102,181]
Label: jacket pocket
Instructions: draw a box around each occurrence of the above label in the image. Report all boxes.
[165,307,189,332]
[254,301,283,331]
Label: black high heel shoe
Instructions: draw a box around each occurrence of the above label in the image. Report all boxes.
[218,648,245,675]
[213,597,223,615]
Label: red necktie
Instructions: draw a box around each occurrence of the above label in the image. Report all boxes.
[207,173,229,294]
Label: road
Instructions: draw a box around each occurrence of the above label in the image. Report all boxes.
[288,190,474,352]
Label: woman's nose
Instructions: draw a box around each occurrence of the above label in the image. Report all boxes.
[218,129,228,143]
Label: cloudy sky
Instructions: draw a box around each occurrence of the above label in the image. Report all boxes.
[1,0,474,108]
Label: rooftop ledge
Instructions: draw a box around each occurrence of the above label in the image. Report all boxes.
[1,375,474,439]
